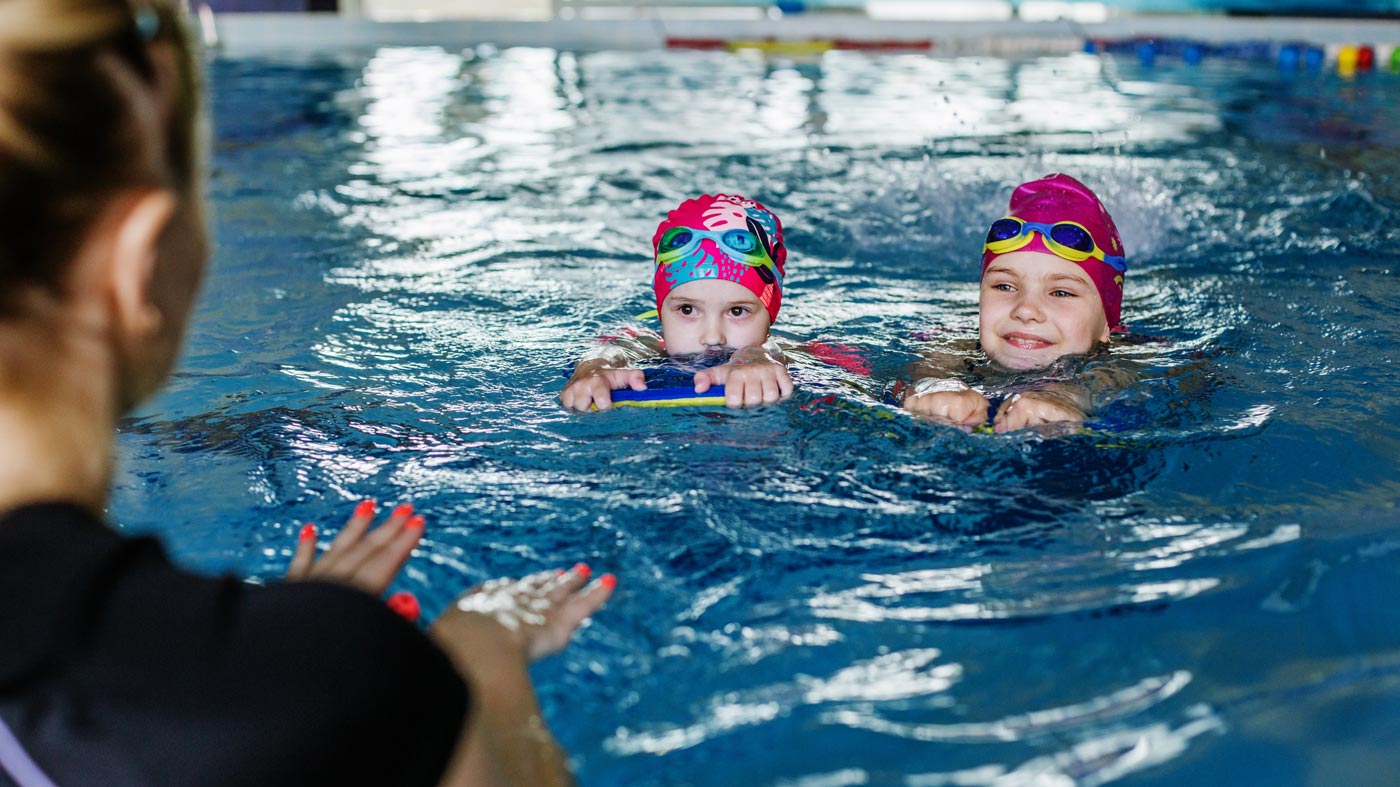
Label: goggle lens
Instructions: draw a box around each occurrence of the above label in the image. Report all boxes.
[987,218,1023,244]
[660,228,693,252]
[722,229,759,254]
[1048,223,1095,254]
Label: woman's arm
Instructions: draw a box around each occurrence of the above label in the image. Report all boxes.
[432,569,615,787]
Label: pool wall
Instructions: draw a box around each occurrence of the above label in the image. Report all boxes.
[209,14,1400,56]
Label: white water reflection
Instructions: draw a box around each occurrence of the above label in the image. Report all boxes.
[906,704,1224,787]
[828,671,1191,743]
[608,648,962,756]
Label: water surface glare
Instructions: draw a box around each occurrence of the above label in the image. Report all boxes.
[113,46,1400,786]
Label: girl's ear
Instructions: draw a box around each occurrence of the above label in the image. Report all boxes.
[104,189,176,340]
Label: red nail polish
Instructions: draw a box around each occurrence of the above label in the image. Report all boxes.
[405,514,426,530]
[573,562,591,579]
[387,591,421,623]
[392,503,414,519]
[299,523,316,542]
[600,573,617,590]
[354,499,375,517]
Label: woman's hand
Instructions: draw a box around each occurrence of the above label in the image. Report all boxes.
[693,346,793,408]
[993,391,1086,433]
[560,359,646,413]
[286,500,424,597]
[435,564,616,663]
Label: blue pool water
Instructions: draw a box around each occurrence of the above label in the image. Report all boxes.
[111,45,1400,785]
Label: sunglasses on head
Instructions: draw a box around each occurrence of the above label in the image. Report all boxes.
[984,217,1127,273]
[657,227,771,265]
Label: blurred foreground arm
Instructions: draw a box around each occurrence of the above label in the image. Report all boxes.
[433,567,616,787]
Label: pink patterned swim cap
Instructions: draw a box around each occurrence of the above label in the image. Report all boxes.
[652,194,786,323]
[980,174,1128,331]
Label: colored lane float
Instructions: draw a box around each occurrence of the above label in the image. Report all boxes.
[666,37,933,54]
[1086,36,1400,77]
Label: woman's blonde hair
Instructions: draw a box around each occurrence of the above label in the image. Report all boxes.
[0,0,201,312]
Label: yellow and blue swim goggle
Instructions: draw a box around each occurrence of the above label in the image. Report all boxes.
[983,217,1127,273]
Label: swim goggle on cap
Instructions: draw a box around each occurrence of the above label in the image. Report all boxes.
[650,194,786,323]
[980,174,1128,331]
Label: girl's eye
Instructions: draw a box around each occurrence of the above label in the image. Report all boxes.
[992,282,1014,292]
[678,304,694,315]
[1051,289,1077,298]
[728,306,749,317]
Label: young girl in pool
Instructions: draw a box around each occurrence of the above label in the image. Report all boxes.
[902,173,1138,432]
[560,193,795,412]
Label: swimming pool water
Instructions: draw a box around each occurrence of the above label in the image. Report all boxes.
[111,45,1400,785]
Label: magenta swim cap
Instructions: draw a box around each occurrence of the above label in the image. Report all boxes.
[980,174,1127,331]
[652,194,786,323]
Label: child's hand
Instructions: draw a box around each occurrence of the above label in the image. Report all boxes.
[694,346,793,408]
[902,380,991,429]
[287,500,423,597]
[560,359,646,413]
[993,391,1086,433]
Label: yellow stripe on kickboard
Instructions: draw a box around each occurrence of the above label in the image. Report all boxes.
[591,396,728,411]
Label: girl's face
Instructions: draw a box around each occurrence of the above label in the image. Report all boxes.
[659,278,771,357]
[978,251,1110,370]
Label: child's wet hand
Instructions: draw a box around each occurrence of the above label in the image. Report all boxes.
[993,391,1086,433]
[902,385,990,429]
[696,351,793,407]
[560,363,646,413]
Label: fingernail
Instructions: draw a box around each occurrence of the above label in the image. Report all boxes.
[299,523,317,542]
[392,503,414,519]
[600,573,617,590]
[573,562,591,579]
[355,499,376,517]
[387,591,421,623]
[405,514,426,530]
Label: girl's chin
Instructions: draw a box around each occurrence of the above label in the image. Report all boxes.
[986,349,1054,371]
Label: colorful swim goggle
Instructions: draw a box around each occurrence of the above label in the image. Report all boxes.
[656,226,773,267]
[983,217,1127,273]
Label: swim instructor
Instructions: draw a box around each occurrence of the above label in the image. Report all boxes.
[0,2,612,785]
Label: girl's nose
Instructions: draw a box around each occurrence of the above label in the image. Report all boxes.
[699,317,725,347]
[1010,293,1045,322]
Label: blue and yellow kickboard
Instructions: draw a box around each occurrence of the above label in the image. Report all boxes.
[589,364,729,409]
[610,385,727,409]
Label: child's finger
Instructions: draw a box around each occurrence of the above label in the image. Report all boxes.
[777,370,794,399]
[726,379,744,408]
[693,368,715,393]
[327,498,377,554]
[744,379,765,407]
[286,522,317,579]
[764,375,784,404]
[611,369,646,391]
[592,387,614,411]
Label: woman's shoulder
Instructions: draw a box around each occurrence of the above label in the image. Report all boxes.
[0,502,466,787]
